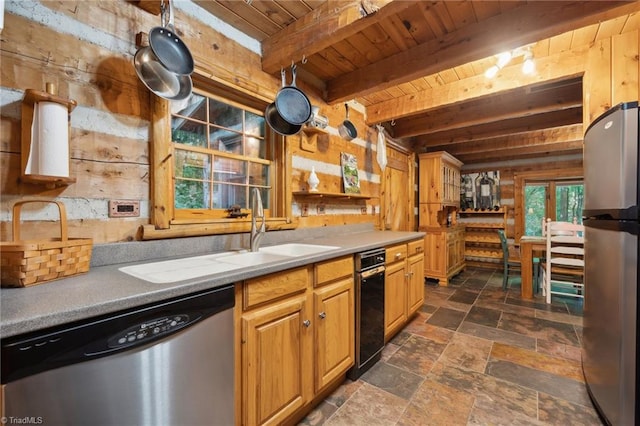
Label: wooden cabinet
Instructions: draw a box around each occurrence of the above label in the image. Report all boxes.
[418,151,465,286]
[459,207,508,268]
[418,151,463,213]
[239,256,354,425]
[423,226,465,285]
[384,239,425,341]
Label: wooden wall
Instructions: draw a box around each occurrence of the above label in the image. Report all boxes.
[0,1,381,244]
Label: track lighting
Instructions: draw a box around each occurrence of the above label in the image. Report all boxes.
[522,51,535,74]
[485,47,535,79]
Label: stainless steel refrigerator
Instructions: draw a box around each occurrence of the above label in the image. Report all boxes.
[583,101,639,425]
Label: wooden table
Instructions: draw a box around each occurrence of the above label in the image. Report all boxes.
[518,236,546,300]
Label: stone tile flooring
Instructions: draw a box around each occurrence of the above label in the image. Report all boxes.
[299,267,603,426]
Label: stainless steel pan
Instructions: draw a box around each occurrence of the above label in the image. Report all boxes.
[134,46,192,101]
[338,103,357,140]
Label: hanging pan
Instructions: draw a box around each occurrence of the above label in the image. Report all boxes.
[265,69,302,136]
[338,103,358,140]
[275,64,312,126]
[148,0,194,76]
[134,46,192,101]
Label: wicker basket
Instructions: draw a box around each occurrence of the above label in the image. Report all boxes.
[1,200,92,287]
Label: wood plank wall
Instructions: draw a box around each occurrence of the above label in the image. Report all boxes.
[0,1,381,244]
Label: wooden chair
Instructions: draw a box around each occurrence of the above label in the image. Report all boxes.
[497,229,522,290]
[541,219,585,304]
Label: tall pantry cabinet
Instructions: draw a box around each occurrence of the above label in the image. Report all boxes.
[418,152,465,285]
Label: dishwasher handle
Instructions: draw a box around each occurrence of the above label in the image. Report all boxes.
[360,265,385,279]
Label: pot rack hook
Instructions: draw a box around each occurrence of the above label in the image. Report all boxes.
[301,54,307,64]
[391,119,396,126]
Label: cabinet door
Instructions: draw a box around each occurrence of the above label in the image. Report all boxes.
[242,294,312,426]
[314,278,354,392]
[384,260,407,339]
[424,232,446,277]
[407,254,425,316]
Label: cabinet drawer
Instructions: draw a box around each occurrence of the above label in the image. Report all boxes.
[386,244,407,264]
[315,255,353,287]
[243,266,310,310]
[407,240,424,257]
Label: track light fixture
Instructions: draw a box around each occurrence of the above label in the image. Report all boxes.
[485,46,535,78]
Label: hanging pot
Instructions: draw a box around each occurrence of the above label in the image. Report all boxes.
[134,46,192,101]
[148,0,194,76]
[338,103,358,140]
[265,102,302,136]
[275,64,312,126]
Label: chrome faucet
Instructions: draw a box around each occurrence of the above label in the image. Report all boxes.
[250,188,265,252]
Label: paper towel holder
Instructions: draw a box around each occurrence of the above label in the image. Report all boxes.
[20,83,77,188]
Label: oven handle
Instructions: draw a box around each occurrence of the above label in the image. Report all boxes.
[360,265,385,278]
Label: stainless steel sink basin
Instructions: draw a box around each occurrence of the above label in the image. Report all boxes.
[260,243,340,257]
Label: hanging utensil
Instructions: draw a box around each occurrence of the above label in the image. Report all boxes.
[265,69,301,135]
[338,103,357,140]
[134,46,192,101]
[274,64,312,126]
[148,0,194,76]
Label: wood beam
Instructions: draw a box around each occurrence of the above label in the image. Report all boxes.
[412,107,582,147]
[453,142,583,164]
[261,0,411,74]
[327,1,638,104]
[392,81,582,138]
[422,124,584,154]
[365,47,588,125]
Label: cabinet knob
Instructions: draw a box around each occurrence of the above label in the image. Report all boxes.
[303,319,311,327]
[395,252,402,259]
[319,312,326,319]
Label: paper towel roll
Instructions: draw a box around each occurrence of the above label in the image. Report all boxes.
[26,101,69,177]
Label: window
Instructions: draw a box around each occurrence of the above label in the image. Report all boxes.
[171,93,270,219]
[143,75,295,240]
[513,168,582,241]
[524,180,584,236]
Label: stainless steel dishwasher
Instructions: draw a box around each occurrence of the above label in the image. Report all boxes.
[1,284,235,426]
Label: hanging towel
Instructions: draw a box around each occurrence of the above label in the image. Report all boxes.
[376,124,387,170]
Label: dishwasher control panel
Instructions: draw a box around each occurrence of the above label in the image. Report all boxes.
[108,314,191,348]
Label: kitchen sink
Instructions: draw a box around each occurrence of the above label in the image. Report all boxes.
[216,251,292,265]
[119,253,244,284]
[260,243,340,257]
[119,243,341,284]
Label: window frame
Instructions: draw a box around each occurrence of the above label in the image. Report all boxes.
[514,167,583,242]
[142,74,296,240]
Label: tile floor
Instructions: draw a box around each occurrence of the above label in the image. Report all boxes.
[299,267,603,426]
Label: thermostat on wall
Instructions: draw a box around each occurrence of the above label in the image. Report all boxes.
[109,200,140,217]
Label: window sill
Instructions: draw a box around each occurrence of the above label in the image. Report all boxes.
[140,217,298,240]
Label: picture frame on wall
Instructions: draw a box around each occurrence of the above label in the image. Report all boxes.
[340,152,361,194]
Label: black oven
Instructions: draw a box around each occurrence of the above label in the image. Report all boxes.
[348,247,385,380]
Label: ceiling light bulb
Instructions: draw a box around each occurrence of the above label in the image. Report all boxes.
[497,51,512,68]
[485,65,499,78]
[522,57,535,74]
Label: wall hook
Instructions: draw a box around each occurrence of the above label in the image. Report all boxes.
[391,119,396,126]
[301,54,307,64]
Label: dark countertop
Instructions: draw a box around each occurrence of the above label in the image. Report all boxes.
[0,229,424,338]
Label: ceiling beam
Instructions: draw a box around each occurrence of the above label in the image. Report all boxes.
[453,142,584,164]
[365,47,588,125]
[412,107,582,147]
[392,81,582,138]
[261,0,412,74]
[326,1,638,104]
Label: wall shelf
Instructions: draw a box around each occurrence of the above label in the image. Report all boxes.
[292,191,370,200]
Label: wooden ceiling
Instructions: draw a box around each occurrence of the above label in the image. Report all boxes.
[193,0,640,164]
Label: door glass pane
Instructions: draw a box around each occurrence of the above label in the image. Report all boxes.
[214,157,246,183]
[525,184,546,235]
[556,183,584,224]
